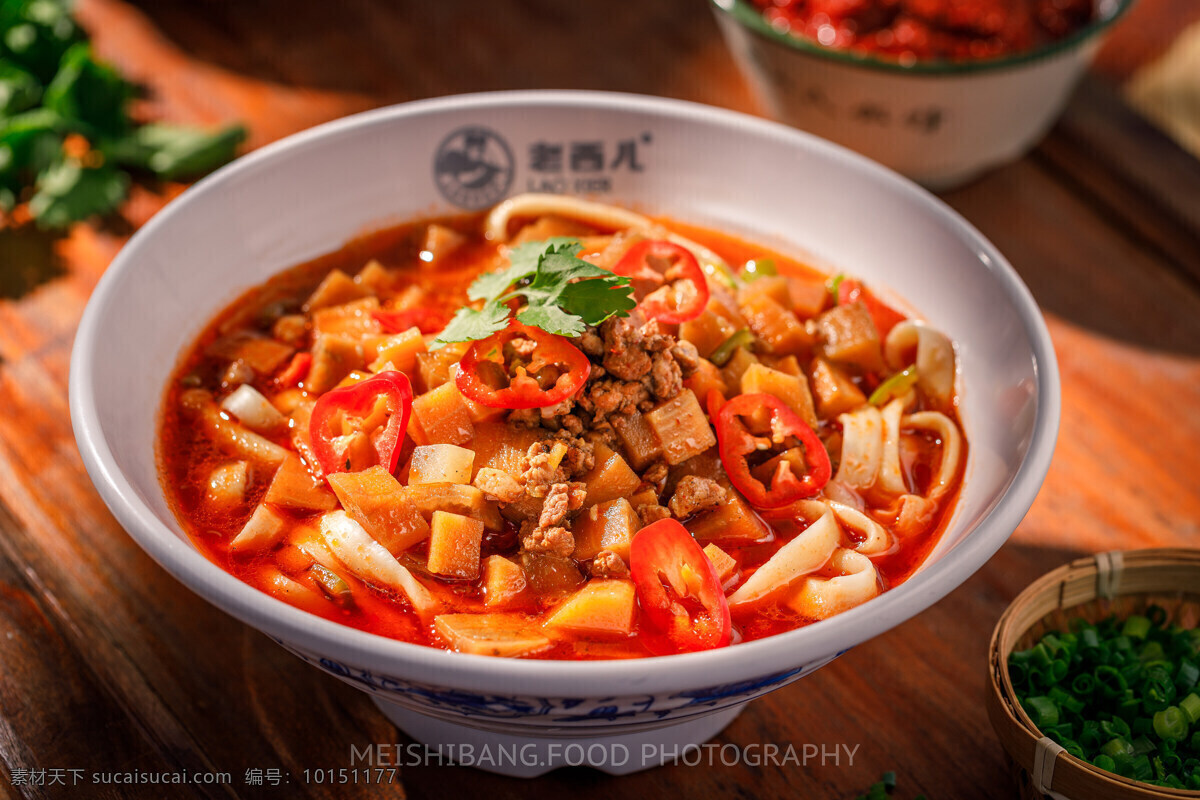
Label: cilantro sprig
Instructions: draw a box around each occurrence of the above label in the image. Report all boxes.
[432,238,636,348]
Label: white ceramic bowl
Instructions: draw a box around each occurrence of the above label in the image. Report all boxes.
[70,91,1060,777]
[711,0,1133,189]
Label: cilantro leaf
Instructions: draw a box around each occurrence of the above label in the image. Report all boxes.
[557,275,637,325]
[28,156,128,229]
[0,59,41,115]
[517,302,588,337]
[42,43,132,137]
[106,122,247,180]
[467,237,580,301]
[430,299,510,350]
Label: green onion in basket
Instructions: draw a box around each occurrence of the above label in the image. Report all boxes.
[1008,608,1200,790]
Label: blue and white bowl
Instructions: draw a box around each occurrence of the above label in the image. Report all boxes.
[70,91,1060,777]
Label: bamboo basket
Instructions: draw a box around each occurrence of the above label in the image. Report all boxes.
[987,548,1200,800]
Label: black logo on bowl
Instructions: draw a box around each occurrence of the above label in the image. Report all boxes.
[433,126,515,210]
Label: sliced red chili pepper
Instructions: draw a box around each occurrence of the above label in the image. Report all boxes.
[309,370,412,476]
[612,240,709,324]
[705,388,726,422]
[276,352,312,387]
[455,321,590,410]
[630,518,731,654]
[372,308,449,335]
[837,278,906,339]
[715,393,831,509]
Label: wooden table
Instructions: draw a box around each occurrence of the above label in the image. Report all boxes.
[2,1,1198,797]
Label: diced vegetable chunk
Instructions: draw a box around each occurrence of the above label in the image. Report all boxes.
[581,445,642,507]
[326,466,431,554]
[415,342,467,393]
[740,362,818,428]
[319,511,437,613]
[304,269,369,311]
[720,346,759,389]
[410,381,474,446]
[426,510,484,580]
[471,422,540,478]
[306,333,364,394]
[572,498,639,562]
[683,359,727,408]
[482,555,529,609]
[312,296,381,338]
[611,413,663,470]
[808,357,867,419]
[264,455,337,512]
[688,491,770,542]
[678,309,736,358]
[520,552,585,600]
[369,327,426,374]
[817,302,883,371]
[702,543,739,585]
[738,290,812,357]
[180,389,287,466]
[403,483,503,531]
[433,613,551,658]
[230,504,286,553]
[408,444,475,485]
[206,461,248,510]
[207,334,295,374]
[645,389,716,465]
[220,384,287,434]
[544,580,637,637]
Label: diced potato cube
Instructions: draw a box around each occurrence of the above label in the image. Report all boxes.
[816,302,883,371]
[408,444,475,485]
[427,511,484,580]
[206,461,248,510]
[306,333,364,394]
[581,445,642,507]
[326,466,431,554]
[415,342,467,393]
[703,543,739,585]
[628,487,660,510]
[471,422,540,478]
[808,357,867,419]
[763,354,802,376]
[482,556,529,609]
[739,275,793,308]
[683,359,727,409]
[520,553,585,600]
[688,492,770,543]
[708,295,747,328]
[355,259,392,294]
[411,382,474,446]
[206,334,296,375]
[787,276,830,319]
[312,296,381,338]
[611,413,663,471]
[544,580,637,638]
[423,224,467,261]
[304,269,369,311]
[720,346,760,390]
[264,455,337,512]
[645,389,716,466]
[679,309,737,359]
[403,483,503,531]
[572,498,638,561]
[230,504,286,553]
[433,613,551,658]
[740,362,818,429]
[369,327,426,374]
[738,290,812,357]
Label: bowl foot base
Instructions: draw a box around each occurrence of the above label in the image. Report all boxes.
[371,698,745,777]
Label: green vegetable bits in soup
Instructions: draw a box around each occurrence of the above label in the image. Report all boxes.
[158,194,967,659]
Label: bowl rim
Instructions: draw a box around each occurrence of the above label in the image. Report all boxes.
[69,89,1061,697]
[710,0,1135,77]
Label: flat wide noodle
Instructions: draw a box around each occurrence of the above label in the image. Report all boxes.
[785,548,881,620]
[901,411,963,501]
[825,500,894,556]
[836,404,883,490]
[884,321,956,408]
[877,397,908,496]
[726,509,839,610]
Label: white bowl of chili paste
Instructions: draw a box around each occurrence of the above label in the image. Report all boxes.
[711,0,1133,188]
[69,91,1059,776]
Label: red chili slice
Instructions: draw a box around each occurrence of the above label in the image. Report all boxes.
[630,518,732,653]
[837,278,906,339]
[455,321,590,410]
[715,393,831,509]
[372,308,449,335]
[276,352,312,387]
[612,240,709,324]
[309,370,413,476]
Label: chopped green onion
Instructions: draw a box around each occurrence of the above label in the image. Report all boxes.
[740,258,776,281]
[827,273,844,300]
[1101,737,1135,759]
[708,327,754,367]
[1093,753,1117,773]
[868,366,918,406]
[1023,696,1060,728]
[1180,693,1200,725]
[1154,707,1189,741]
[309,564,355,608]
[1177,661,1199,693]
[1124,615,1152,640]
